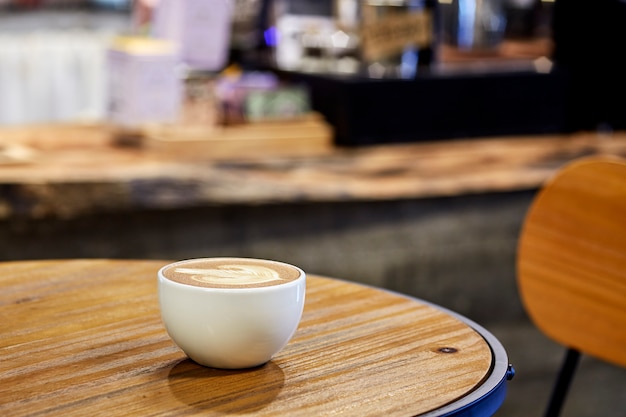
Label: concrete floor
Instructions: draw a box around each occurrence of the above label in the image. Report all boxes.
[490,321,626,417]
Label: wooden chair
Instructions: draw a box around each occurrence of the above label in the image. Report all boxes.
[517,156,626,417]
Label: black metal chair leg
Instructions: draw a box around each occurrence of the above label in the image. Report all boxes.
[544,348,581,417]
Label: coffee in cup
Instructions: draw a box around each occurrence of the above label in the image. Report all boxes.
[158,257,306,369]
[161,257,302,289]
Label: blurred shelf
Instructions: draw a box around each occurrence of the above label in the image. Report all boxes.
[0,7,130,33]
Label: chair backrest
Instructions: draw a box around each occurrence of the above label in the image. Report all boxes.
[517,156,626,369]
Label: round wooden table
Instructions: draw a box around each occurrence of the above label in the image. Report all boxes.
[0,259,513,416]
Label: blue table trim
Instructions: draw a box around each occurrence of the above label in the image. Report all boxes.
[342,281,514,417]
[417,301,514,417]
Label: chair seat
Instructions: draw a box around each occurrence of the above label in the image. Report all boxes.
[517,156,626,369]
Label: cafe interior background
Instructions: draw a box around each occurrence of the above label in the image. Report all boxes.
[0,1,624,416]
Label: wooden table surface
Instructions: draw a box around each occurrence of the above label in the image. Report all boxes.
[2,123,626,219]
[0,259,506,416]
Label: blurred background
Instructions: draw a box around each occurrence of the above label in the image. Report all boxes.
[0,1,624,416]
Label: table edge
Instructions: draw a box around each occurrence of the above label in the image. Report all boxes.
[331,278,513,417]
[418,302,512,417]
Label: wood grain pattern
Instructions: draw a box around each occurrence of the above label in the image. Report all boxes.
[3,124,626,218]
[517,156,626,368]
[143,113,333,157]
[0,259,492,416]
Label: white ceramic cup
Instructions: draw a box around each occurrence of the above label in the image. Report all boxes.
[158,257,306,369]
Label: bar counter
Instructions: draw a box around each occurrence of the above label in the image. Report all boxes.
[1,122,626,219]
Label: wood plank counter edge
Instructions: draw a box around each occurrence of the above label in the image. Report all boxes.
[2,124,626,219]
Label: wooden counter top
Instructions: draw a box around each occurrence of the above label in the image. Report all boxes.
[2,122,626,219]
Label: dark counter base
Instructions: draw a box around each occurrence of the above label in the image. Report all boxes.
[280,69,570,146]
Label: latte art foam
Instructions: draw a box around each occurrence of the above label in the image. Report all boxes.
[162,258,302,288]
[175,265,285,286]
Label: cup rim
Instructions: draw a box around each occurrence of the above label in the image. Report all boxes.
[158,257,306,292]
